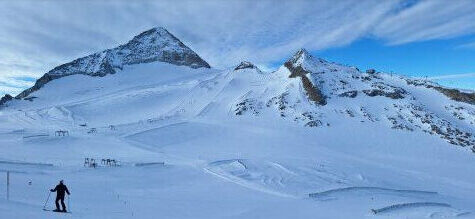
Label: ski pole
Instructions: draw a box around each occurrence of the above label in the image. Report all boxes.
[68,195,71,213]
[43,191,51,210]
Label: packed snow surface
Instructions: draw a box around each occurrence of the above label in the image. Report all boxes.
[1,53,474,218]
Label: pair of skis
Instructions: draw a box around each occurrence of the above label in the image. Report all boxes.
[42,209,71,214]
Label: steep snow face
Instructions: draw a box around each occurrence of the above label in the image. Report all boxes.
[15,27,210,99]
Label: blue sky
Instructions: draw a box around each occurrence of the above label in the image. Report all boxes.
[316,37,475,90]
[0,0,474,96]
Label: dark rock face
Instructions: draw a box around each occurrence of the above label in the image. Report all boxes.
[234,61,257,71]
[305,120,322,127]
[433,87,475,105]
[406,79,474,105]
[234,98,261,116]
[16,27,210,99]
[284,49,326,105]
[0,94,13,106]
[366,69,376,74]
[338,90,358,98]
[24,96,37,101]
[114,27,210,68]
[16,74,61,99]
[363,88,406,99]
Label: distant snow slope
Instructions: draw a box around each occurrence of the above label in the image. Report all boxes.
[1,28,474,218]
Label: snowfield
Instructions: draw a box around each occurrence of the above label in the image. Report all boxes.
[1,34,475,218]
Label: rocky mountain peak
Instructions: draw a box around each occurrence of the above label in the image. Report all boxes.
[286,49,309,69]
[120,27,175,50]
[283,49,327,106]
[16,27,210,99]
[0,94,13,106]
[286,48,327,70]
[131,27,169,40]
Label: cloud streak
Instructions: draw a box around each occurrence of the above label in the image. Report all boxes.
[456,41,475,49]
[0,0,474,95]
[373,0,475,45]
[427,72,475,80]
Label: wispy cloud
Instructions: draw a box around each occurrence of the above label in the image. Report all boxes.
[0,0,474,95]
[373,0,475,45]
[456,41,475,49]
[427,72,475,80]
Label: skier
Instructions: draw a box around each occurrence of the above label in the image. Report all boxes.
[50,180,70,212]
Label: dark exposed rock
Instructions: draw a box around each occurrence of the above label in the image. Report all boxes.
[390,102,475,148]
[16,73,61,99]
[0,94,13,106]
[366,69,376,74]
[267,92,290,117]
[338,90,358,98]
[16,27,210,99]
[305,120,322,127]
[363,88,406,99]
[234,61,257,71]
[345,109,355,117]
[433,87,475,105]
[405,79,434,87]
[361,76,372,82]
[235,98,261,116]
[406,79,474,105]
[24,96,37,102]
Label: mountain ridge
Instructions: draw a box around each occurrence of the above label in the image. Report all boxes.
[15,27,210,99]
[230,49,474,150]
[1,29,474,152]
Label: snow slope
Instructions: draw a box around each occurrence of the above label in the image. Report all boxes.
[1,29,475,218]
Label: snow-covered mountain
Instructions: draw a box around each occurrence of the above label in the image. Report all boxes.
[1,27,475,218]
[230,49,475,150]
[15,27,210,99]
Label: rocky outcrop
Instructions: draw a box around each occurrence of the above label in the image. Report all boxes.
[339,90,358,98]
[284,49,326,105]
[16,27,210,99]
[363,88,406,99]
[406,79,474,105]
[234,61,257,71]
[16,74,62,99]
[366,69,376,74]
[0,94,13,106]
[433,87,475,105]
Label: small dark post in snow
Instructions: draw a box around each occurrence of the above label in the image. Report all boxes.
[6,171,10,200]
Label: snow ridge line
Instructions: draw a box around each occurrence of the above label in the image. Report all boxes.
[370,202,451,214]
[309,186,437,198]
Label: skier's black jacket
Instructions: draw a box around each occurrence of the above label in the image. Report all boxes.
[50,183,70,198]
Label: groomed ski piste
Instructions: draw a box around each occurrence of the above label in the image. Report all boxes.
[1,29,475,218]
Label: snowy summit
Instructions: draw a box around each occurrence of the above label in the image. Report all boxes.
[16,27,210,99]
